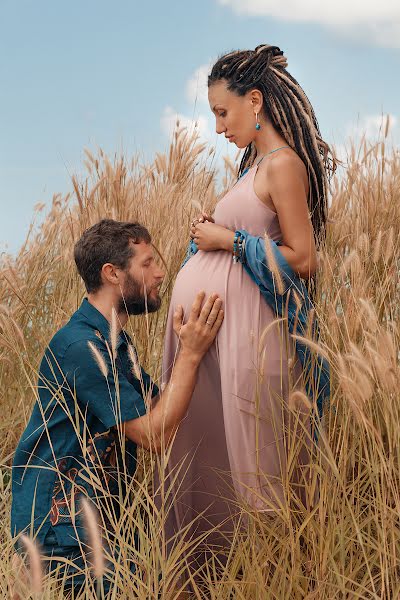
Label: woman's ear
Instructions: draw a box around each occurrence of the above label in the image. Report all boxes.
[250,89,263,114]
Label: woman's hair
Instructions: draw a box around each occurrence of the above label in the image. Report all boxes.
[208,44,336,246]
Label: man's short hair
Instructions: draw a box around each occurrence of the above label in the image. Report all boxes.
[74,219,151,293]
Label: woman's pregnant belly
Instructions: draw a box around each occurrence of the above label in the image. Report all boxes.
[170,250,232,317]
[171,248,276,346]
[168,248,300,400]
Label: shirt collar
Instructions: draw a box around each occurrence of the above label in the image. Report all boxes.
[78,298,131,349]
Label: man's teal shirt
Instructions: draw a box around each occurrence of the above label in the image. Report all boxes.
[11,299,158,547]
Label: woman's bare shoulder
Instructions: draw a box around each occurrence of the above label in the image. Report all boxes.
[262,148,308,190]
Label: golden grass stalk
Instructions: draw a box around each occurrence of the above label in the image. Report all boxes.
[110,307,118,359]
[87,341,108,378]
[19,534,43,594]
[2,126,400,599]
[290,333,330,362]
[384,226,394,263]
[372,229,382,264]
[264,231,285,295]
[81,498,105,579]
[288,390,312,412]
[128,344,142,381]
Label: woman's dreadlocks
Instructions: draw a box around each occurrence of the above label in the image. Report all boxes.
[208,44,337,247]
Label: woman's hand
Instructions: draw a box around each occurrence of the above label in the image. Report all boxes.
[190,212,215,232]
[190,212,214,242]
[191,222,235,253]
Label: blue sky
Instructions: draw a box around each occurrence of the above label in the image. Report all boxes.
[1,0,399,254]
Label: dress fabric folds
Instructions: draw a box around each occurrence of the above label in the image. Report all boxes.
[159,163,328,555]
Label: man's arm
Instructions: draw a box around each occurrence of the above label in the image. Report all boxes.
[123,291,223,452]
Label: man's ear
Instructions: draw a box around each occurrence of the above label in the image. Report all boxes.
[101,263,120,286]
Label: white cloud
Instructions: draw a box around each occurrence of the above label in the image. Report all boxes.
[331,143,347,165]
[160,106,211,141]
[347,114,398,141]
[217,0,400,47]
[331,114,398,167]
[160,105,239,172]
[185,63,212,106]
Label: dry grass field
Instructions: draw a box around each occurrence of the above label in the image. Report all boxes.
[0,126,399,598]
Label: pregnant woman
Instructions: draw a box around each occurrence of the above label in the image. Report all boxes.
[161,45,334,562]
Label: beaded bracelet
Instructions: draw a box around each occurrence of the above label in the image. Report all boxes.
[238,235,245,263]
[232,231,245,263]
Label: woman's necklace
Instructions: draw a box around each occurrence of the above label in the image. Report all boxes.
[238,146,291,181]
[255,145,290,164]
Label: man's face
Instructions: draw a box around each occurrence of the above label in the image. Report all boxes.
[118,241,165,315]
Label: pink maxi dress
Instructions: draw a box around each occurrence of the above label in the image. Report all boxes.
[161,162,311,551]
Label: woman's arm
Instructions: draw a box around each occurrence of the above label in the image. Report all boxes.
[259,153,317,279]
[191,156,317,280]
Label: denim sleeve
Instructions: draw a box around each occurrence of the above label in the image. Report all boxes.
[180,239,198,269]
[237,229,330,419]
[237,229,306,298]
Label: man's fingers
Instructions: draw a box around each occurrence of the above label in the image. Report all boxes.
[197,293,220,325]
[188,291,206,322]
[172,305,184,335]
[202,298,222,326]
[211,309,224,333]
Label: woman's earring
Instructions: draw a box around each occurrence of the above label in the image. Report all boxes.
[255,113,261,130]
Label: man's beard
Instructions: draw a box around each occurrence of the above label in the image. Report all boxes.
[118,273,161,316]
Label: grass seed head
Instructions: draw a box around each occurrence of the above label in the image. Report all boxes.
[87,341,108,378]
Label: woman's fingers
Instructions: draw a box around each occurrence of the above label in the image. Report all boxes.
[190,222,203,238]
[190,222,204,243]
[202,213,215,223]
[191,213,214,229]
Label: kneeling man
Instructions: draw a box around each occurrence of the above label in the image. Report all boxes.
[11,219,223,593]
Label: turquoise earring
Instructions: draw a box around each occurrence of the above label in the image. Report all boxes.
[255,112,261,130]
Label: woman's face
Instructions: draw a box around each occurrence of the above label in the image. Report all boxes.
[208,79,261,149]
